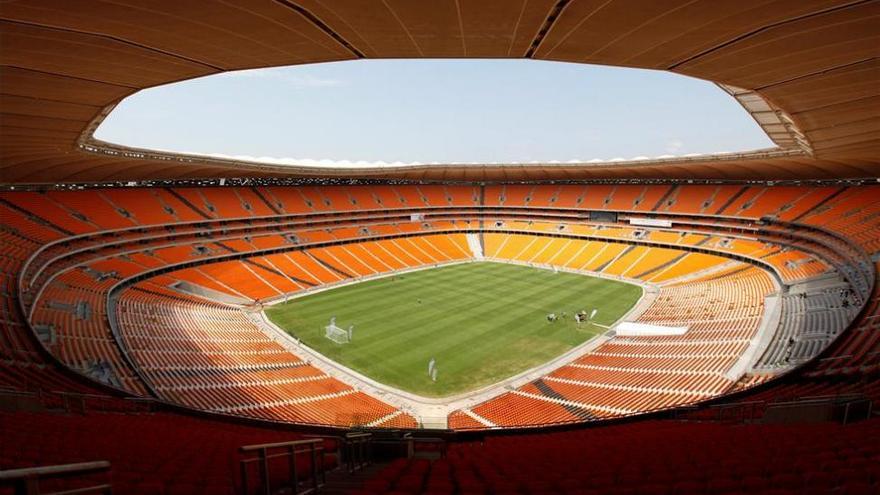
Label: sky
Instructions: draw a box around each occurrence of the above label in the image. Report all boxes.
[95,59,774,165]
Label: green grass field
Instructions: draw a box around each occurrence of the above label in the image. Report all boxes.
[265,262,641,397]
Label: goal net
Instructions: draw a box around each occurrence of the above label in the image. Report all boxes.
[324,317,352,344]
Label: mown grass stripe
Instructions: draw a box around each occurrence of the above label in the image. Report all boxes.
[266,262,641,397]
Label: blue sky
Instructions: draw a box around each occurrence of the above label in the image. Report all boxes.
[95,59,773,164]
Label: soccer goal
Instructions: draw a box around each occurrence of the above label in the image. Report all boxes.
[324,317,353,344]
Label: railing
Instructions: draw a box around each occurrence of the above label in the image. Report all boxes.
[304,432,373,473]
[762,394,873,424]
[708,401,765,423]
[0,388,154,415]
[239,439,325,495]
[0,461,111,495]
[0,388,42,413]
[343,432,372,472]
[53,393,154,414]
[681,395,874,424]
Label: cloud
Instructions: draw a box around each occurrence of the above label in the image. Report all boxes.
[665,139,684,153]
[221,69,344,89]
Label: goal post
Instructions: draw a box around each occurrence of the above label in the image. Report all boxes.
[324,317,352,344]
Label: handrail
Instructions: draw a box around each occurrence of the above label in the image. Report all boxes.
[345,432,372,439]
[767,394,870,408]
[691,393,875,424]
[304,432,373,473]
[764,394,874,424]
[0,388,151,415]
[240,438,322,452]
[0,462,110,480]
[0,461,111,495]
[342,432,373,472]
[239,438,325,495]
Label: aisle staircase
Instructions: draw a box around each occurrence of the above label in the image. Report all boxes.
[466,233,483,258]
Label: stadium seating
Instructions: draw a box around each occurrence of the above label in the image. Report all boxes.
[2,3,878,492]
[1,184,878,434]
[116,282,416,427]
[0,407,342,495]
[451,264,776,427]
[357,418,880,495]
[1,183,878,495]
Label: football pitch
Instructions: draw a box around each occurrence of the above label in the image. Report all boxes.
[265,261,642,397]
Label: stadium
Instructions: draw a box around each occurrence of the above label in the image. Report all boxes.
[0,1,878,495]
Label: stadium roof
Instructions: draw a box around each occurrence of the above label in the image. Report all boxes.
[1,1,877,184]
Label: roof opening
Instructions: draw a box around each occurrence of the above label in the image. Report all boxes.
[94,59,774,167]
